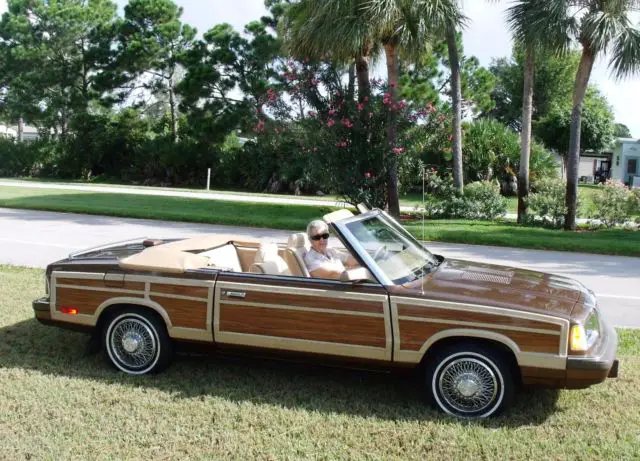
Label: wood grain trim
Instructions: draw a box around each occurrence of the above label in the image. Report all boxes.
[149,296,208,330]
[56,277,144,291]
[398,319,560,354]
[217,281,387,302]
[55,287,127,316]
[397,304,561,332]
[220,300,384,318]
[396,315,560,336]
[219,304,387,348]
[220,290,384,314]
[151,283,209,299]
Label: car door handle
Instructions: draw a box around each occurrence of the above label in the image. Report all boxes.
[224,290,246,299]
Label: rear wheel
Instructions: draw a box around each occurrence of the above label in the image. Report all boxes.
[425,343,515,418]
[102,308,172,375]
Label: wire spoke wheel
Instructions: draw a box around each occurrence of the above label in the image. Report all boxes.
[438,358,498,414]
[110,318,157,370]
[427,346,514,419]
[103,310,170,375]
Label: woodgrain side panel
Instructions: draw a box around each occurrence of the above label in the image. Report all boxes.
[55,288,132,315]
[398,319,560,354]
[150,296,208,329]
[219,290,384,314]
[219,304,386,347]
[397,304,561,332]
[151,283,209,299]
[56,278,145,291]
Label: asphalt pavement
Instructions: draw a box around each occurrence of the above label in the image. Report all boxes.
[1,207,638,328]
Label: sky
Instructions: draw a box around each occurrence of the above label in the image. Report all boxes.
[1,0,639,137]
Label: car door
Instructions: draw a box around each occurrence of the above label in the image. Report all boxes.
[213,272,392,362]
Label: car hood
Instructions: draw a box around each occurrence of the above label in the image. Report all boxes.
[391,258,588,320]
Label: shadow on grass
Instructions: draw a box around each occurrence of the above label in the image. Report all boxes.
[0,318,563,427]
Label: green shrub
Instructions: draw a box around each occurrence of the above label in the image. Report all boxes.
[589,180,637,228]
[526,178,567,228]
[422,170,506,220]
[463,181,507,220]
[0,137,42,177]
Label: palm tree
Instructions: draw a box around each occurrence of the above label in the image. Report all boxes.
[285,0,462,217]
[283,0,375,101]
[563,0,640,230]
[363,0,463,216]
[504,0,574,224]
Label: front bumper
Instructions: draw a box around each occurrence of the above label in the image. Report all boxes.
[566,314,619,389]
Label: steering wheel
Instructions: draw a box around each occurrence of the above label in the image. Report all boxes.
[372,244,388,262]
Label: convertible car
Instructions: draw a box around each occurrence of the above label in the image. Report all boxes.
[32,208,619,418]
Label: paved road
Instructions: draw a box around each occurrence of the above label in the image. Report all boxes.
[2,207,638,327]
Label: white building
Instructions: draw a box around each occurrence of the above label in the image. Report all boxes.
[609,138,640,187]
[0,123,39,142]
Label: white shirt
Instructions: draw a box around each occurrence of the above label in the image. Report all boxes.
[304,247,349,273]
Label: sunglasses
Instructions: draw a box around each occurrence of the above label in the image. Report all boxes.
[310,233,330,241]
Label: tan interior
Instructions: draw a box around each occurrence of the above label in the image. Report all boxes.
[118,233,316,277]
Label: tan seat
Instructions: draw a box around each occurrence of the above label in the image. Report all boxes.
[250,243,291,276]
[199,244,243,272]
[285,233,310,277]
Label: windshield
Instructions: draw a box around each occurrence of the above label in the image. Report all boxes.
[343,213,439,284]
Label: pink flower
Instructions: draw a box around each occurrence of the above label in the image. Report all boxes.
[357,103,365,111]
[364,96,369,102]
[328,109,336,116]
[392,147,404,155]
[341,117,353,128]
[327,119,336,127]
[255,120,265,133]
[365,172,371,179]
[398,101,406,109]
[335,140,348,148]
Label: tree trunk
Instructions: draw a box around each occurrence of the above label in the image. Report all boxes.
[446,27,463,195]
[169,74,178,143]
[347,62,355,103]
[384,41,401,218]
[517,47,534,224]
[17,117,24,143]
[564,45,595,231]
[355,53,371,101]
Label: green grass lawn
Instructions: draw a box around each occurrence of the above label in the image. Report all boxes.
[1,265,639,460]
[1,185,639,257]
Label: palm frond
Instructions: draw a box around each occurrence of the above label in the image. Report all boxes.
[609,22,640,78]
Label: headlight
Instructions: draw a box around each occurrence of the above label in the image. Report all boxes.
[570,310,600,352]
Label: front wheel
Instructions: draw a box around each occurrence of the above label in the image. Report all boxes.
[425,343,515,419]
[103,308,172,375]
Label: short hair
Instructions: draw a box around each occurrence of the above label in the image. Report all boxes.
[306,219,328,238]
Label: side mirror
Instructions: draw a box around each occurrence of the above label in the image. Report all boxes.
[340,267,373,283]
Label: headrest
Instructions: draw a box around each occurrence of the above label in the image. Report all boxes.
[261,258,291,276]
[287,233,310,250]
[322,209,354,224]
[254,242,279,264]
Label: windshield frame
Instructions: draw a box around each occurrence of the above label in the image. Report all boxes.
[332,209,438,286]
